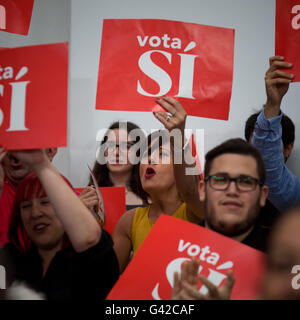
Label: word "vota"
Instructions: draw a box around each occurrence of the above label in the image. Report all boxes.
[0,66,13,80]
[292,5,300,30]
[137,34,182,49]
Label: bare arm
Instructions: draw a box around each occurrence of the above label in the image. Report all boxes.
[154,96,204,222]
[112,209,135,273]
[11,149,101,253]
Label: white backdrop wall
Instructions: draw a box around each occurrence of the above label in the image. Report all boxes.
[69,0,300,187]
[1,0,299,187]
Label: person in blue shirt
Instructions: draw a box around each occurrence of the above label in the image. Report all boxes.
[251,56,300,212]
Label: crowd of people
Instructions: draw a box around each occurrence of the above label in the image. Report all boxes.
[0,55,299,300]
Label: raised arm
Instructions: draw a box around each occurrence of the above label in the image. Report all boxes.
[251,56,300,211]
[154,96,204,222]
[11,149,101,252]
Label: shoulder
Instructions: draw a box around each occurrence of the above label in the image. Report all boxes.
[113,208,138,237]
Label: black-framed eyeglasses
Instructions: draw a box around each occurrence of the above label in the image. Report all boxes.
[105,141,135,152]
[205,173,263,192]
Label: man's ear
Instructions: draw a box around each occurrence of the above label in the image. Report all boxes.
[260,185,269,207]
[198,179,206,202]
[45,148,58,161]
[283,142,294,162]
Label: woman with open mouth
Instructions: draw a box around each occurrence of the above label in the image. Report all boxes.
[112,129,204,273]
[0,149,119,300]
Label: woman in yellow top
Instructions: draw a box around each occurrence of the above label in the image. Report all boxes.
[113,97,205,272]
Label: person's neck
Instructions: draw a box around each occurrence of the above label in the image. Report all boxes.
[204,221,254,243]
[109,171,131,188]
[38,243,62,277]
[149,187,182,219]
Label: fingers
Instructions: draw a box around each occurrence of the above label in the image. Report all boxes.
[198,275,219,298]
[269,56,292,66]
[188,258,200,286]
[154,96,187,130]
[172,272,181,299]
[79,185,95,195]
[78,186,99,208]
[181,281,204,300]
[156,97,177,115]
[265,67,293,88]
[0,147,7,163]
[180,260,190,283]
[267,56,294,78]
[223,270,236,294]
[267,68,294,79]
[154,111,173,130]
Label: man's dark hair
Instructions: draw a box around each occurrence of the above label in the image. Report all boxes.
[245,110,295,148]
[204,138,266,184]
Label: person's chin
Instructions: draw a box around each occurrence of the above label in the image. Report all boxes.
[210,216,241,235]
[8,168,30,182]
[107,164,126,172]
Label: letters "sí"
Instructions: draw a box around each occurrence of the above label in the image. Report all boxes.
[137,33,197,99]
[0,66,30,131]
[151,239,234,300]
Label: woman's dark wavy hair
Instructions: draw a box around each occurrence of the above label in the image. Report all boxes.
[89,121,148,203]
[8,172,73,253]
[136,129,179,205]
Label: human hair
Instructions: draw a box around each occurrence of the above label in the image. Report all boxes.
[137,129,178,204]
[8,172,73,253]
[89,121,147,202]
[244,110,295,148]
[204,138,266,184]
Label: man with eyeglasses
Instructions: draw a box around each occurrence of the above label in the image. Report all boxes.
[155,97,270,252]
[198,138,269,252]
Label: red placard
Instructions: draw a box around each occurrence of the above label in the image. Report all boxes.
[0,43,68,149]
[75,187,126,235]
[0,0,34,35]
[96,19,235,120]
[276,0,300,82]
[107,215,266,300]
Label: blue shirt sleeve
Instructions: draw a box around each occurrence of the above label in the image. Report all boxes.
[251,109,300,212]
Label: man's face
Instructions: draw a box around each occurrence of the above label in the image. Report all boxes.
[3,152,31,185]
[262,211,300,300]
[198,153,268,237]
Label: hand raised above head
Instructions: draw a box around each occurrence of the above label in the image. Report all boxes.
[265,56,294,117]
[9,149,49,171]
[153,96,187,132]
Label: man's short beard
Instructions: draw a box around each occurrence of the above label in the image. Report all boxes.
[205,198,261,238]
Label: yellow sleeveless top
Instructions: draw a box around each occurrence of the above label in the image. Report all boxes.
[131,202,187,255]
